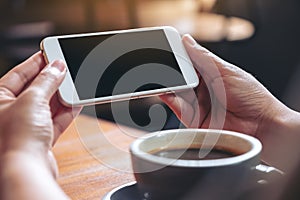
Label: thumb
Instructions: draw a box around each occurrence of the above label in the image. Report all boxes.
[27,60,66,101]
[182,34,227,84]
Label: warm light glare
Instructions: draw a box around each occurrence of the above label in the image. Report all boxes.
[226,17,255,41]
[191,13,227,41]
[137,0,255,42]
[197,0,217,12]
[5,21,54,39]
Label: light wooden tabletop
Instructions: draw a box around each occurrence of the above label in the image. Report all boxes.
[53,114,146,200]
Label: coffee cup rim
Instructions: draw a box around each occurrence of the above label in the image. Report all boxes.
[130,129,262,168]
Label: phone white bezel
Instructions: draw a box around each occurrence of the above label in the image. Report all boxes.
[41,26,199,106]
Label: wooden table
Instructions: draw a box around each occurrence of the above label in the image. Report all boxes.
[52,114,146,200]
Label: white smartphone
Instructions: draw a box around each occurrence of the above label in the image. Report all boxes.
[40,26,199,106]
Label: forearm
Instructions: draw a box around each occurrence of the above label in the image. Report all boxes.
[0,152,69,200]
[258,101,300,172]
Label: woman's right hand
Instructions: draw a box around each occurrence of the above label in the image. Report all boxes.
[160,34,300,171]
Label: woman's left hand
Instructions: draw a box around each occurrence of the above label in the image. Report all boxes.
[0,52,81,175]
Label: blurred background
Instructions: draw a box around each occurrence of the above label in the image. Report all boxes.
[0,0,300,131]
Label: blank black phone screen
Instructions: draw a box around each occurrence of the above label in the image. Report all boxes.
[58,30,187,100]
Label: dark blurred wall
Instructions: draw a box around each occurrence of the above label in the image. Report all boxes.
[203,0,300,108]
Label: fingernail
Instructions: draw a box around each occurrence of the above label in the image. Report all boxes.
[42,60,66,76]
[183,34,197,46]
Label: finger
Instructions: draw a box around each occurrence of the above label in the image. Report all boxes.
[47,150,59,179]
[159,87,197,119]
[52,106,82,143]
[160,78,211,128]
[162,89,197,104]
[26,60,66,102]
[182,34,227,111]
[193,78,211,127]
[159,93,197,127]
[50,92,63,117]
[0,52,46,97]
[50,91,82,120]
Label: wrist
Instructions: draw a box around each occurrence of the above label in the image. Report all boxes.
[0,151,66,200]
[1,149,57,180]
[258,100,300,171]
[0,135,58,176]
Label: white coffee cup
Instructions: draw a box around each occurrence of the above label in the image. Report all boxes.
[130,129,283,200]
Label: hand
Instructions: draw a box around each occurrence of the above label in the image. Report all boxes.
[160,35,300,169]
[161,34,280,136]
[0,52,81,174]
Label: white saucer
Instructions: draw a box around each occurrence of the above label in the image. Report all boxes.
[103,182,140,200]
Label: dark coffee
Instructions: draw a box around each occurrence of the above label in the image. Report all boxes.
[152,148,238,160]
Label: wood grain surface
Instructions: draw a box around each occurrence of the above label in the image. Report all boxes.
[53,114,146,200]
